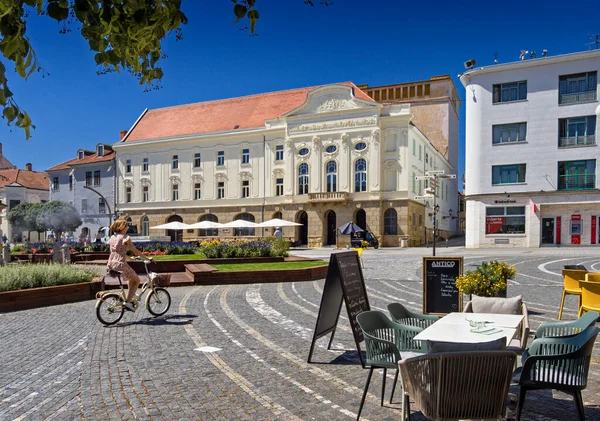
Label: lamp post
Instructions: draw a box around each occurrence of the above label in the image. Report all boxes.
[82,185,114,228]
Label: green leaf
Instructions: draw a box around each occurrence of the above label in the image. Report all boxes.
[233,4,247,22]
[47,2,69,21]
[248,0,256,6]
[3,106,17,123]
[0,89,5,106]
[94,52,105,65]
[248,10,259,33]
[2,37,20,58]
[3,85,13,99]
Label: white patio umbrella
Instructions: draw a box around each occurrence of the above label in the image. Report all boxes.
[187,220,224,229]
[257,218,302,227]
[150,221,190,230]
[221,220,260,228]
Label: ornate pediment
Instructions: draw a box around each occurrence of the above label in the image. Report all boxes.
[383,160,401,170]
[272,168,285,179]
[238,171,253,181]
[123,179,134,187]
[214,172,228,182]
[169,175,181,185]
[140,177,151,186]
[285,85,380,117]
[192,174,204,183]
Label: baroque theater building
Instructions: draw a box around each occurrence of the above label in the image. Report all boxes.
[113,81,458,247]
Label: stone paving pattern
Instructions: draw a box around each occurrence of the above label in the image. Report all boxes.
[1,246,600,420]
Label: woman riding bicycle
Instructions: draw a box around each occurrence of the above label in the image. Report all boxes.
[107,219,150,312]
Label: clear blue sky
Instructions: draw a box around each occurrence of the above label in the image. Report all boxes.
[3,0,599,187]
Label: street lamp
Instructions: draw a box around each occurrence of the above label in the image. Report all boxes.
[82,185,115,228]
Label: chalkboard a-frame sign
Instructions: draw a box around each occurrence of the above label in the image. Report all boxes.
[423,257,463,315]
[307,250,370,368]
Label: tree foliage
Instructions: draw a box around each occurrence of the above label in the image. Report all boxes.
[6,201,33,231]
[8,200,82,237]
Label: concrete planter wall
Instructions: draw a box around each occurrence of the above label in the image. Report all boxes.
[128,256,286,273]
[194,265,328,285]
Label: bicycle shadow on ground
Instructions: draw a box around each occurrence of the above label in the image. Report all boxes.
[106,314,198,328]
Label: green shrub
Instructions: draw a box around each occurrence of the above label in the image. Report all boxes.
[0,263,97,292]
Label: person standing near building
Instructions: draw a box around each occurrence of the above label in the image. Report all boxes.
[273,227,282,240]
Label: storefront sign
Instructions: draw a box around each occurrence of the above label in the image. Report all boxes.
[485,217,504,234]
[494,199,516,204]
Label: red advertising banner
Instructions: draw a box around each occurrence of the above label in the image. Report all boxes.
[592,216,597,245]
[556,217,561,244]
[486,217,504,234]
[572,214,581,221]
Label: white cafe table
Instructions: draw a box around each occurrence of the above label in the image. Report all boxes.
[413,312,524,344]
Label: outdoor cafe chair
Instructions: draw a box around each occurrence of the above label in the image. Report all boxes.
[578,277,600,317]
[514,325,600,421]
[387,302,440,330]
[355,311,423,421]
[559,269,587,319]
[399,350,516,421]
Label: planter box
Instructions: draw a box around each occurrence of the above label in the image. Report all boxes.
[9,254,53,263]
[128,256,286,273]
[0,277,104,313]
[194,265,328,285]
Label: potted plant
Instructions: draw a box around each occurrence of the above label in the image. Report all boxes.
[455,260,516,298]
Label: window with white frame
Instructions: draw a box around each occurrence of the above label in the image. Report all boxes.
[217,181,225,199]
[142,216,150,236]
[275,144,284,161]
[242,149,250,165]
[172,184,179,201]
[241,180,249,198]
[93,170,101,186]
[172,155,179,170]
[142,157,149,172]
[126,186,132,202]
[298,163,309,195]
[142,186,149,202]
[354,159,367,192]
[217,151,224,166]
[97,145,104,156]
[98,198,106,214]
[126,159,132,173]
[275,178,284,196]
[326,160,337,192]
[194,183,201,200]
[194,153,201,168]
[85,171,92,186]
[412,172,416,193]
[81,198,88,214]
[493,81,527,103]
[493,122,527,144]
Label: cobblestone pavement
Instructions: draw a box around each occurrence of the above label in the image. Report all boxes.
[1,247,599,421]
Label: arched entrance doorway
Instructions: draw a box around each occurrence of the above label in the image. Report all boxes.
[296,211,308,246]
[198,214,219,237]
[325,210,336,246]
[167,215,183,242]
[355,209,367,231]
[234,213,256,236]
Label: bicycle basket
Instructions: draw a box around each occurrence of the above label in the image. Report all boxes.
[153,274,171,287]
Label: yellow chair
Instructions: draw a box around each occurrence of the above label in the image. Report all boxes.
[559,269,587,319]
[352,247,364,268]
[578,275,600,317]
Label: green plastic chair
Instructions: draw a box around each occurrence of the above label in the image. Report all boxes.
[356,310,422,421]
[514,325,600,421]
[387,302,440,329]
[535,311,598,339]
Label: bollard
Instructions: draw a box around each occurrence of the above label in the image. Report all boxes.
[446,238,449,248]
[62,244,71,264]
[53,244,62,263]
[2,244,10,264]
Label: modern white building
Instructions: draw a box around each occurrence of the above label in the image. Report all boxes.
[113,81,458,247]
[460,50,600,248]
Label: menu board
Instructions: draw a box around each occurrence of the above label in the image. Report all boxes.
[423,257,463,315]
[308,251,369,367]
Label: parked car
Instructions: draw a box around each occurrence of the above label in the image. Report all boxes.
[350,231,379,249]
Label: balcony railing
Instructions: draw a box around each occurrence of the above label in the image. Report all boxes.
[559,90,597,105]
[559,135,596,147]
[558,174,596,190]
[308,192,349,202]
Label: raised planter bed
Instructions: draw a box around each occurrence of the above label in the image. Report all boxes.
[193,265,328,285]
[0,277,104,313]
[71,252,110,262]
[128,256,286,273]
[10,254,53,263]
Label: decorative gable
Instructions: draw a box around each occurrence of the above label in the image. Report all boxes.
[284,85,379,117]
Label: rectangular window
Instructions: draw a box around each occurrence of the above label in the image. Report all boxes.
[241,180,250,198]
[418,144,422,161]
[559,71,597,104]
[172,155,179,170]
[93,170,101,186]
[493,81,527,103]
[126,159,132,174]
[194,153,201,168]
[126,187,132,203]
[418,214,423,227]
[172,184,179,201]
[98,198,106,214]
[9,199,20,210]
[52,177,60,192]
[142,157,149,172]
[412,212,416,227]
[412,172,416,193]
[276,178,284,196]
[418,180,422,195]
[242,149,250,165]
[425,153,429,164]
[492,164,527,184]
[492,122,527,144]
[558,160,596,190]
[485,206,525,234]
[558,116,596,147]
[85,171,92,186]
[275,145,284,161]
[142,186,149,202]
[412,138,416,156]
[217,181,225,199]
[217,151,224,166]
[68,175,73,191]
[194,183,201,200]
[81,199,88,214]
[97,145,104,156]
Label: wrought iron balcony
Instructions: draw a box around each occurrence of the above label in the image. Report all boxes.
[559,90,597,105]
[308,192,349,202]
[559,135,596,147]
[557,174,596,190]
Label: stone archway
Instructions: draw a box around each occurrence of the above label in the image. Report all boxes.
[167,215,183,242]
[355,209,367,231]
[325,210,337,246]
[296,211,308,246]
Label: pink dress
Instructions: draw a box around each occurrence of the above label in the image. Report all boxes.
[107,234,138,281]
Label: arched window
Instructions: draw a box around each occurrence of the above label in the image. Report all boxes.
[273,211,282,220]
[125,217,137,235]
[384,209,398,235]
[354,159,367,192]
[141,216,150,236]
[326,160,337,193]
[235,213,256,236]
[198,214,219,237]
[298,163,309,195]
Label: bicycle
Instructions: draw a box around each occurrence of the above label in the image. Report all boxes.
[96,257,171,325]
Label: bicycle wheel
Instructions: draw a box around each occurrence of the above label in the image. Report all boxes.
[146,288,171,316]
[96,293,125,325]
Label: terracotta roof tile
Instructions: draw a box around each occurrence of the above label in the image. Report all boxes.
[47,149,115,171]
[124,82,374,142]
[0,169,49,190]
